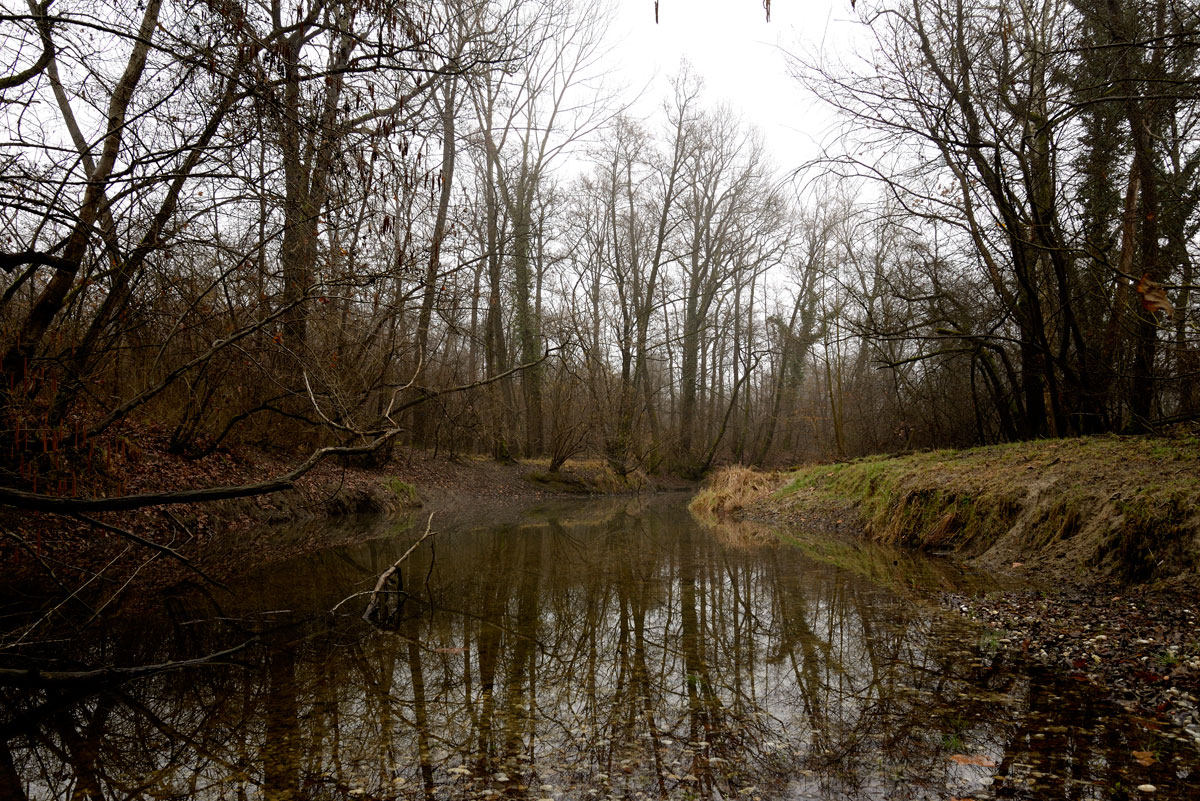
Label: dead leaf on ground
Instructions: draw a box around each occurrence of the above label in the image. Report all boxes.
[1132,750,1156,766]
[949,754,996,767]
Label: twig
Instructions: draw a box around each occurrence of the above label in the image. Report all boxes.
[9,545,129,648]
[83,550,160,627]
[1,530,69,594]
[68,513,228,591]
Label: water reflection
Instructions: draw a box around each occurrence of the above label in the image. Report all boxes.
[1,498,1196,800]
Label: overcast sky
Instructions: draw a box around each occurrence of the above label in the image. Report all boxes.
[605,0,855,172]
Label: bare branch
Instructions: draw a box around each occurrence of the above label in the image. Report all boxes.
[0,640,255,687]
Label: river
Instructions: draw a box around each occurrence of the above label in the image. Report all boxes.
[2,495,1197,799]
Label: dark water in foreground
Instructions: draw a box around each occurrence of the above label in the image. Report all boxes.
[2,497,1197,800]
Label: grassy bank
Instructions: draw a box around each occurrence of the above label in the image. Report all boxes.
[694,434,1200,584]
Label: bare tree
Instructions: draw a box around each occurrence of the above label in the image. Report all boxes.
[470,0,612,457]
[791,0,1200,440]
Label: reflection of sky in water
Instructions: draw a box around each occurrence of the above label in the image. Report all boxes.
[2,497,1197,800]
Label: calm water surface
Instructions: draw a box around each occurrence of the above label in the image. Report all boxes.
[2,496,1197,800]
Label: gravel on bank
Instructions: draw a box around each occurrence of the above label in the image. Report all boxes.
[944,578,1200,749]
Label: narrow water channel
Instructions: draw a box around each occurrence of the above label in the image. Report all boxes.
[2,496,1197,799]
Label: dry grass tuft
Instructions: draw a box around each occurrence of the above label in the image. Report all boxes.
[688,466,782,520]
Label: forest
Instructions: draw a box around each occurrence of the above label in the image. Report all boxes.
[0,0,1197,505]
[3,3,1200,798]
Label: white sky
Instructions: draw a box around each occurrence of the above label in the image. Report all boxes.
[605,0,856,173]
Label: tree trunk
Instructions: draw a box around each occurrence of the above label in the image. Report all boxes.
[413,79,458,448]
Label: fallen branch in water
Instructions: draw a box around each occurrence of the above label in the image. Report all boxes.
[362,513,437,623]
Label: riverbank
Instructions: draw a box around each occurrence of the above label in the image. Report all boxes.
[695,433,1200,584]
[691,432,1200,744]
[1,422,689,596]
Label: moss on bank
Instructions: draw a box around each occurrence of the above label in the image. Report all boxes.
[696,434,1200,583]
[385,477,422,507]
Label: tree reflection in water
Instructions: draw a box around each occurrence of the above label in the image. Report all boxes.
[1,498,1196,800]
